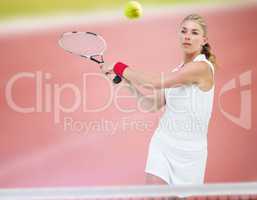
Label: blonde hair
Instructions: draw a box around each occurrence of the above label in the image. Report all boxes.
[181,14,217,69]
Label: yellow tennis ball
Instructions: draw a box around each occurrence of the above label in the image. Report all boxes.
[124,1,143,19]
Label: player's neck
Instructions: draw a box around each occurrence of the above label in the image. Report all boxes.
[183,51,201,64]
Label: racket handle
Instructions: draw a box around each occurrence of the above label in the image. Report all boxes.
[113,75,122,84]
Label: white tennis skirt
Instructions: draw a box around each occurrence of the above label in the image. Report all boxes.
[145,132,208,185]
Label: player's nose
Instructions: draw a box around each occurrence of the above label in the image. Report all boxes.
[184,35,191,41]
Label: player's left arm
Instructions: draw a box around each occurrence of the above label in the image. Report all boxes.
[123,61,210,89]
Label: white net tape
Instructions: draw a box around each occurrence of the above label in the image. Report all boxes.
[1,182,257,200]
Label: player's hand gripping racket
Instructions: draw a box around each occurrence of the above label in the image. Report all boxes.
[58,31,122,84]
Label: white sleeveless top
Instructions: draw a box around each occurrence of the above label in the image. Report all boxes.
[154,54,215,150]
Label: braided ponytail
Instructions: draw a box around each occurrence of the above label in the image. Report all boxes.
[201,43,217,67]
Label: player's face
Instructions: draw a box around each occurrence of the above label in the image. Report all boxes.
[179,20,207,55]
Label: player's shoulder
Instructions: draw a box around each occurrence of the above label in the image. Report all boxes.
[182,61,210,74]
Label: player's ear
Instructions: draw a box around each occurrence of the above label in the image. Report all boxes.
[203,36,208,46]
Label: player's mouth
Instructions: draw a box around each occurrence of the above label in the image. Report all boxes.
[183,42,191,47]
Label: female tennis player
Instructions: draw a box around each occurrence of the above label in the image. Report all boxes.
[101,14,216,185]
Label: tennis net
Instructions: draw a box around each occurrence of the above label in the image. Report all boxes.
[0,182,257,200]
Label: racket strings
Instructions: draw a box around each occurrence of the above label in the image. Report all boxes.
[59,32,106,57]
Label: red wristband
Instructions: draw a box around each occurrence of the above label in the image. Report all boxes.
[113,62,128,77]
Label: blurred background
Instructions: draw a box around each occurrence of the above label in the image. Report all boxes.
[0,0,236,21]
[0,0,256,188]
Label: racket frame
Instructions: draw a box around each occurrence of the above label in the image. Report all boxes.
[58,31,121,83]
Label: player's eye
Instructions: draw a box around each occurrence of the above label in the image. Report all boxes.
[181,30,186,34]
[192,31,199,35]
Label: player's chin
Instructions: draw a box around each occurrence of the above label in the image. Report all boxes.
[182,47,194,54]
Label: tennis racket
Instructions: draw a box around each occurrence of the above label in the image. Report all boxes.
[58,31,122,84]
